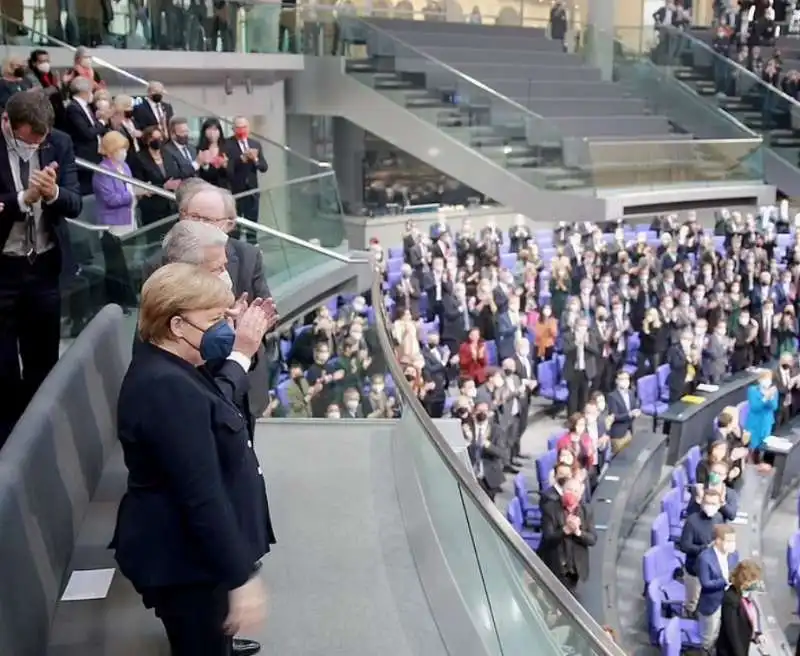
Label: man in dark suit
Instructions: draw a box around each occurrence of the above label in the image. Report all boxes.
[225,116,268,221]
[697,524,739,651]
[440,282,471,355]
[142,183,276,415]
[667,329,697,403]
[391,264,421,320]
[607,370,641,454]
[63,76,105,195]
[562,317,599,415]
[132,80,173,135]
[162,116,201,181]
[0,89,82,444]
[538,477,597,596]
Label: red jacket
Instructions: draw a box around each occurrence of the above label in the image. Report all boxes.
[459,340,488,384]
[556,433,596,468]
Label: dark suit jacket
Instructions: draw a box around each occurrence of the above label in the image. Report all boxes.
[132,99,174,132]
[162,140,198,180]
[717,587,758,656]
[697,547,739,616]
[130,150,180,225]
[63,100,105,165]
[225,137,269,196]
[562,331,599,382]
[607,388,640,438]
[537,497,597,581]
[111,342,273,591]
[667,343,690,402]
[0,128,82,274]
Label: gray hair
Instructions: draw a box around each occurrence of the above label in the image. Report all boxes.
[176,178,213,211]
[70,76,91,96]
[163,220,228,265]
[219,188,236,220]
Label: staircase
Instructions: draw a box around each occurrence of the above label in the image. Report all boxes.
[345,59,585,192]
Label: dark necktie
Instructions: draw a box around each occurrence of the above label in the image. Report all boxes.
[19,158,35,258]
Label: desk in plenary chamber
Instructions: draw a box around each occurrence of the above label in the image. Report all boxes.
[660,370,760,465]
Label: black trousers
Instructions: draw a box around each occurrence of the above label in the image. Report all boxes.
[143,583,233,656]
[566,373,590,416]
[236,193,260,223]
[0,251,61,445]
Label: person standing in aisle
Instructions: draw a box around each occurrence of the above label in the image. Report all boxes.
[0,89,82,444]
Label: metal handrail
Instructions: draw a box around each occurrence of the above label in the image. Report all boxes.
[350,15,552,122]
[0,12,329,169]
[77,159,356,264]
[368,272,627,656]
[584,137,762,145]
[666,25,799,107]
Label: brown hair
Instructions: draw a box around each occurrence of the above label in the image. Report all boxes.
[567,412,585,433]
[141,124,163,146]
[730,559,762,592]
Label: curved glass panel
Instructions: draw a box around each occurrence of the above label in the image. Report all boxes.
[369,276,625,656]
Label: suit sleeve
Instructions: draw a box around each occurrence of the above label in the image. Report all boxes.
[697,552,727,592]
[209,360,250,412]
[51,135,82,219]
[92,168,132,209]
[573,506,597,547]
[256,143,268,173]
[139,375,255,589]
[540,500,566,547]
[719,597,750,656]
[679,520,704,557]
[250,247,271,298]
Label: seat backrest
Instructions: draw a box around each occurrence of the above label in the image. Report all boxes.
[661,488,680,522]
[0,305,130,656]
[513,473,527,501]
[536,449,557,491]
[651,512,670,546]
[671,467,687,490]
[506,497,523,531]
[537,361,554,388]
[685,446,701,484]
[637,374,656,403]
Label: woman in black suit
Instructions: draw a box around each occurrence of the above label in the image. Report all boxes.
[197,117,231,190]
[717,559,764,656]
[111,263,274,655]
[131,125,180,226]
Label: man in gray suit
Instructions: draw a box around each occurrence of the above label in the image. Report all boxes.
[142,182,277,418]
[162,116,202,180]
[703,322,731,384]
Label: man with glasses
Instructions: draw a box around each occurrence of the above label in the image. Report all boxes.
[0,89,82,445]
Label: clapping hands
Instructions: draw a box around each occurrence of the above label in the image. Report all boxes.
[229,296,279,358]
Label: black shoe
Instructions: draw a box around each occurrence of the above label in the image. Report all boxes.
[516,453,532,460]
[503,465,521,474]
[233,638,261,656]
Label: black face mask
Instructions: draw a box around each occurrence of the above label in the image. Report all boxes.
[174,134,189,146]
[12,67,24,78]
[782,364,791,370]
[475,411,488,422]
[151,93,163,103]
[405,373,416,382]
[457,408,469,419]
[124,109,133,119]
[556,476,570,487]
[149,139,162,151]
[503,368,514,375]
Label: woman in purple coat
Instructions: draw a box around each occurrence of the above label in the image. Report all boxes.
[93,131,137,235]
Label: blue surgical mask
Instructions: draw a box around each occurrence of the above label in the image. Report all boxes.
[183,318,235,362]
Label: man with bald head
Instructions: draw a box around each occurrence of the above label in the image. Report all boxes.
[132,80,173,135]
[225,116,268,221]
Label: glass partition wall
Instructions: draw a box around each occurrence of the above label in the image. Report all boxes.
[369,274,625,656]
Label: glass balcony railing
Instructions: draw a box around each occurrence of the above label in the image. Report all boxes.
[62,160,351,339]
[325,15,582,191]
[604,25,795,172]
[369,274,625,656]
[0,12,334,181]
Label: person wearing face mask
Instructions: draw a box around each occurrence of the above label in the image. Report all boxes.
[696,525,739,651]
[197,116,230,190]
[112,264,274,656]
[775,353,800,427]
[24,49,65,130]
[325,403,342,419]
[307,342,345,418]
[422,332,448,418]
[133,125,184,224]
[365,374,396,419]
[93,130,137,235]
[564,317,599,415]
[470,402,505,501]
[607,371,641,454]
[164,116,202,180]
[341,388,365,419]
[667,329,699,404]
[744,371,779,470]
[533,304,558,365]
[132,80,173,135]
[538,477,597,595]
[224,116,268,222]
[730,310,757,373]
[679,489,727,617]
[0,57,32,111]
[716,560,765,656]
[285,362,315,418]
[755,298,776,365]
[423,255,452,323]
[391,264,422,321]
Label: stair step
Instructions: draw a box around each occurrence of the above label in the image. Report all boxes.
[374,79,414,89]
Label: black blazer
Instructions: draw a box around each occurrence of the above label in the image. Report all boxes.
[717,587,758,656]
[111,342,274,591]
[0,128,82,274]
[131,99,174,132]
[130,150,180,225]
[63,100,104,164]
[162,140,198,180]
[537,496,597,581]
[225,137,269,195]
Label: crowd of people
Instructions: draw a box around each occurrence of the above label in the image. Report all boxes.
[0,48,268,227]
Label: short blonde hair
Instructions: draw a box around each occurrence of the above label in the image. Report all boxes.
[100,130,129,157]
[138,263,233,343]
[113,94,134,112]
[94,88,112,104]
